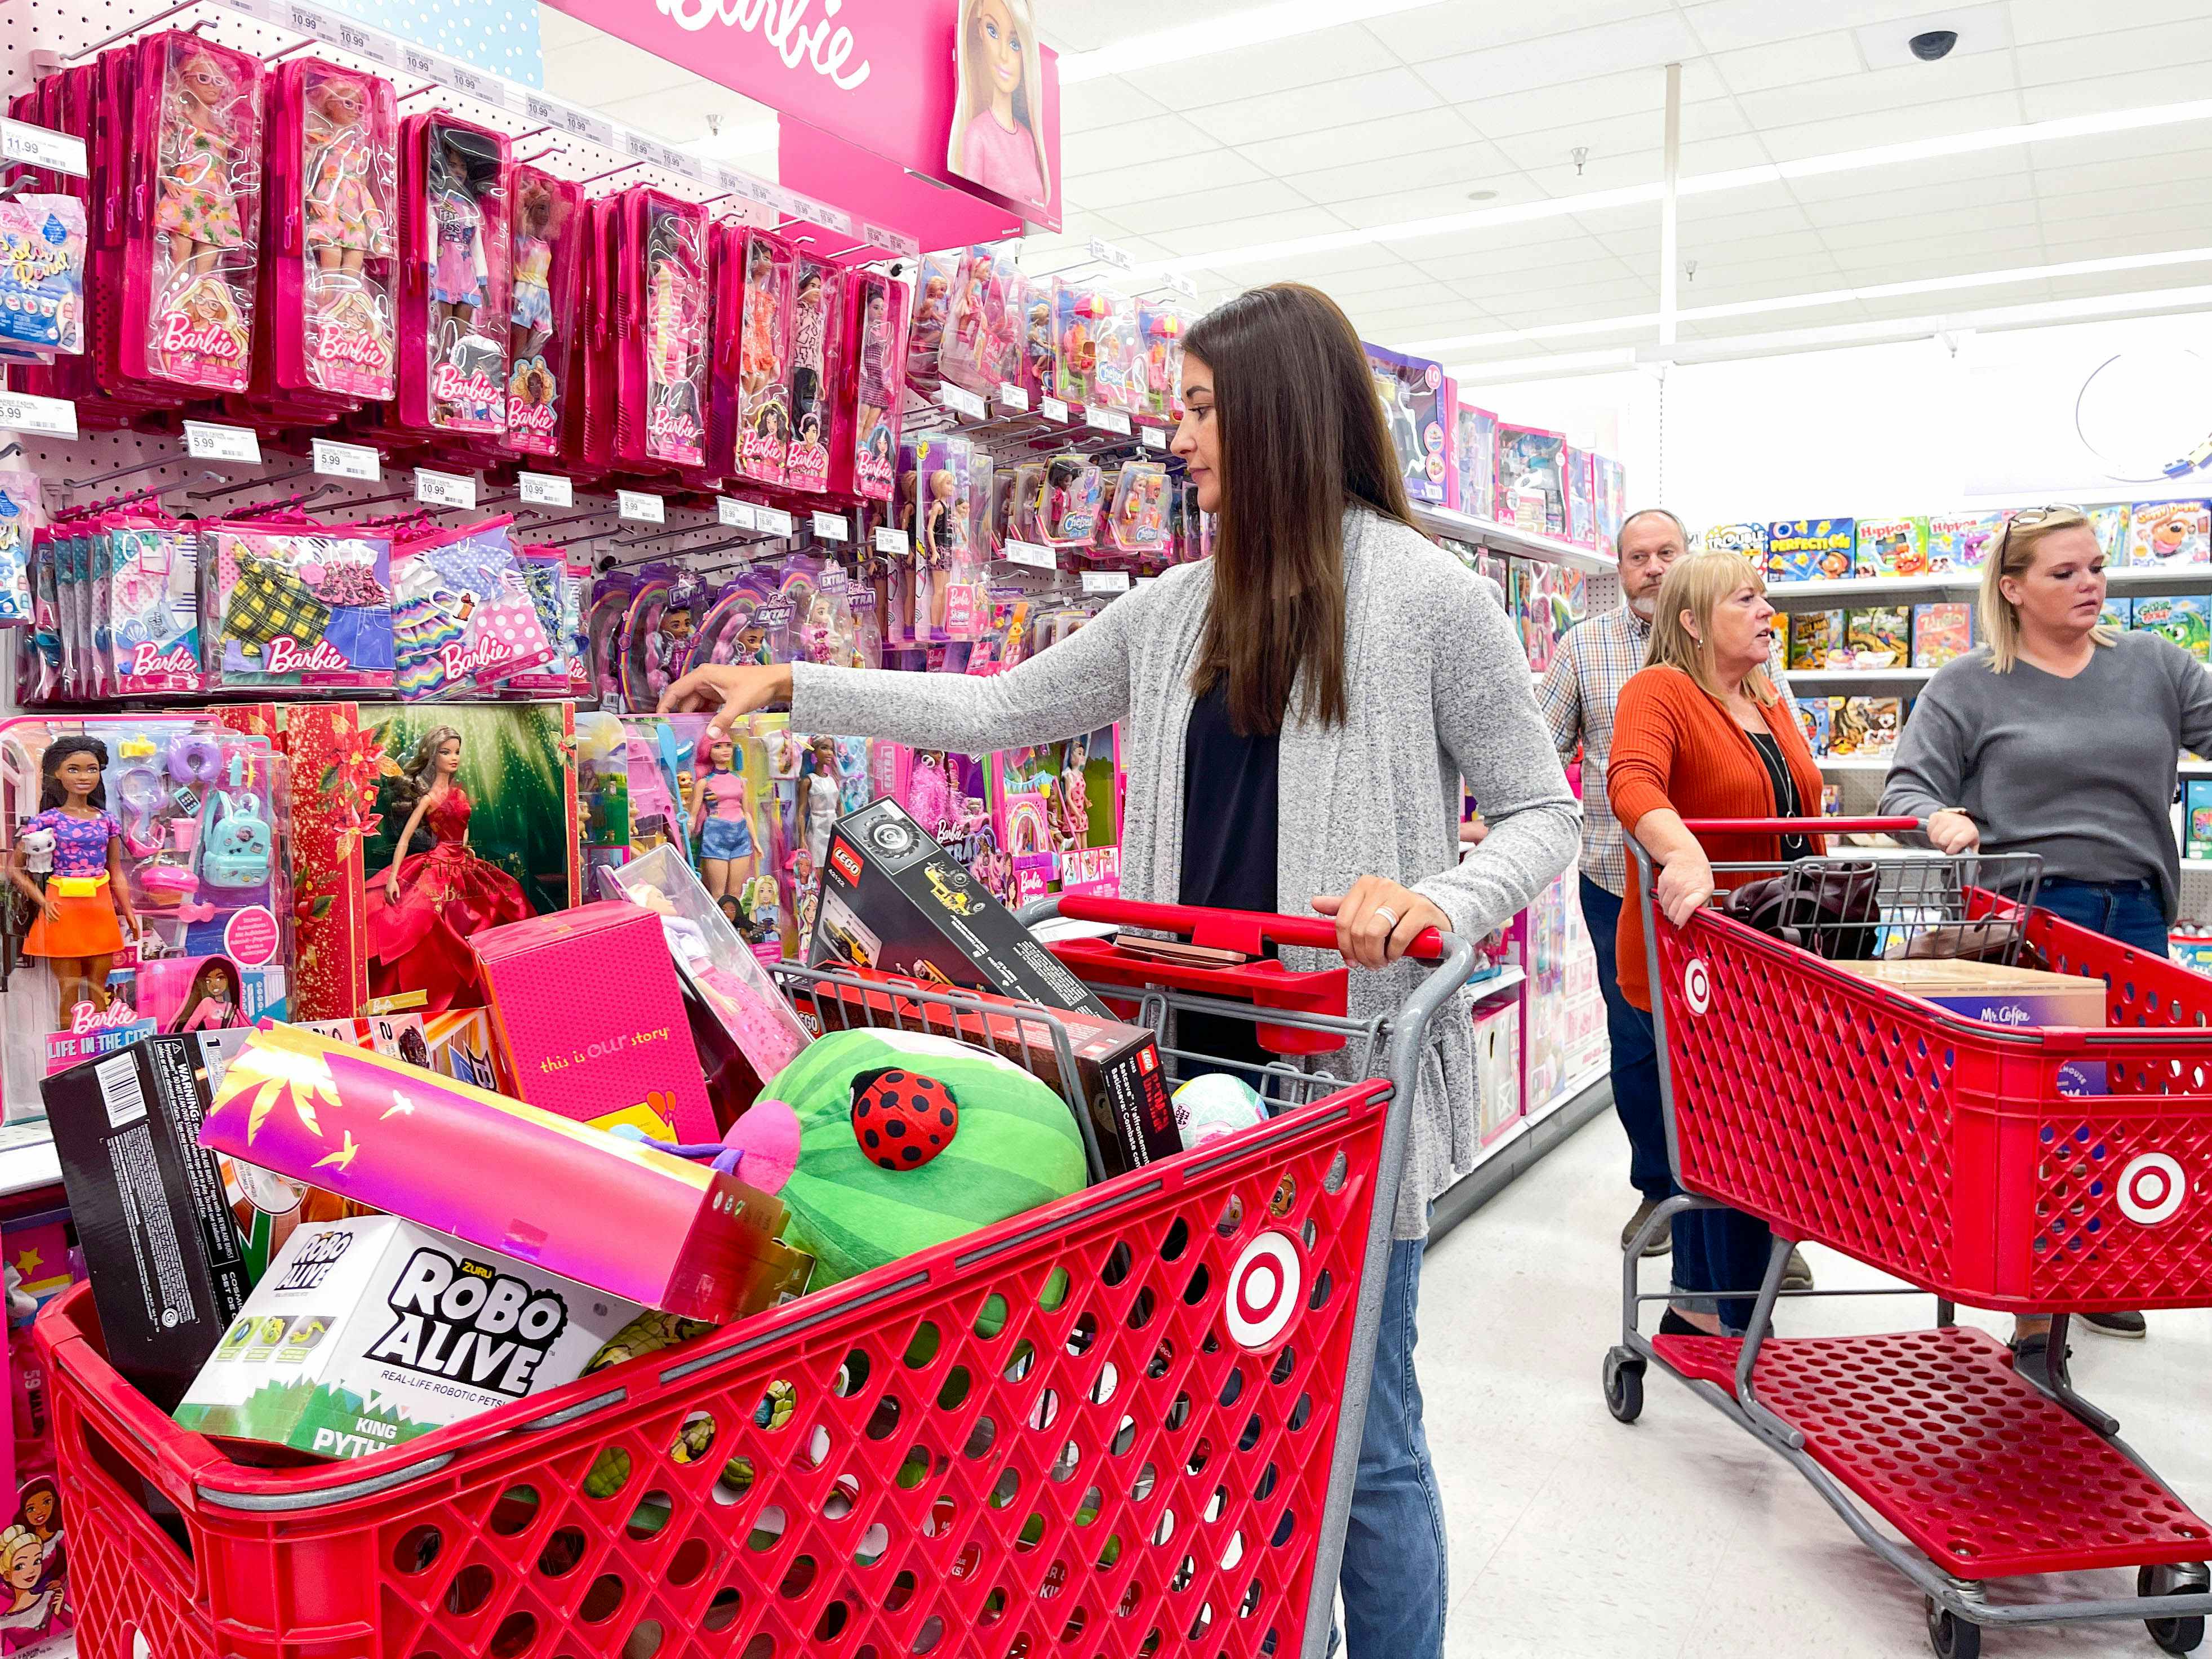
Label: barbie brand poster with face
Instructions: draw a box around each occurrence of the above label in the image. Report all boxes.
[948,0,1051,214]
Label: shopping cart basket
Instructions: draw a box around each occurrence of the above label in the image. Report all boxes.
[41,899,1473,1659]
[1607,817,2212,1658]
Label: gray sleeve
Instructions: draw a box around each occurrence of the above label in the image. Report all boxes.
[1413,571,1582,938]
[1881,669,1969,824]
[790,591,1136,750]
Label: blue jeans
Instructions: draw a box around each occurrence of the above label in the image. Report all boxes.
[1338,1237,1447,1658]
[2035,876,2170,956]
[1672,1203,1773,1335]
[1579,876,1673,1201]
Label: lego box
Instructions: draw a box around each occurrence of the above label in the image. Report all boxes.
[174,1215,642,1462]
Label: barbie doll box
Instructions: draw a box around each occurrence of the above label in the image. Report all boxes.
[43,1033,254,1410]
[470,901,717,1145]
[172,1214,640,1462]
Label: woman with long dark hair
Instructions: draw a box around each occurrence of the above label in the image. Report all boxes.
[664,283,1578,1656]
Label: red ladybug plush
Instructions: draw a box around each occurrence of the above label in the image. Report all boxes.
[850,1068,960,1170]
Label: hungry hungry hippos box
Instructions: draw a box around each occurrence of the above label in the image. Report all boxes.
[174,1215,641,1461]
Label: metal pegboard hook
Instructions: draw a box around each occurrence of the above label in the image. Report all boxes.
[62,453,177,493]
[188,462,314,502]
[609,518,717,549]
[64,0,201,60]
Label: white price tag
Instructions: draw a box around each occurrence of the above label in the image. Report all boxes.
[939,384,986,420]
[717,496,757,530]
[277,2,332,37]
[618,490,666,524]
[0,391,77,438]
[1135,576,1157,587]
[1005,540,1056,570]
[874,527,910,556]
[184,422,261,464]
[1167,273,1198,301]
[812,510,850,543]
[312,438,380,481]
[1082,570,1131,593]
[756,507,794,536]
[0,119,87,178]
[998,383,1030,412]
[518,471,572,508]
[1040,397,1069,424]
[1087,406,1131,436]
[329,16,396,64]
[1086,237,1137,272]
[1141,427,1167,451]
[415,468,477,509]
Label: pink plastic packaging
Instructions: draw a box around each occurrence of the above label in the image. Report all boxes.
[269,59,398,401]
[398,113,509,438]
[506,167,581,459]
[830,268,909,503]
[939,244,1022,397]
[123,33,264,396]
[735,229,796,486]
[783,252,841,493]
[618,189,710,472]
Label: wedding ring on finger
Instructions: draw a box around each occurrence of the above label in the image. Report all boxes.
[1373,906,1398,930]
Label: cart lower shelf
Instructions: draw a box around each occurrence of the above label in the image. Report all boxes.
[1653,1326,2211,1580]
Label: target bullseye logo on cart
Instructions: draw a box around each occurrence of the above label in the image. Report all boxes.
[1683,958,1711,1016]
[2117,1153,2187,1226]
[1225,1231,1302,1351]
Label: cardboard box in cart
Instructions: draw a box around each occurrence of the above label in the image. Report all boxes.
[1835,959,2109,1094]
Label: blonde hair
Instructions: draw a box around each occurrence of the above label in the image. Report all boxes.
[1978,507,2118,672]
[1645,551,1780,705]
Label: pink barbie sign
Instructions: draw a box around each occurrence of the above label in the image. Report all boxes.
[544,0,1061,230]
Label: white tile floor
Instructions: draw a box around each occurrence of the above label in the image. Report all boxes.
[1420,1111,2212,1659]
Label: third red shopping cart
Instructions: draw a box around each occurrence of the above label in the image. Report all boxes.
[1610,817,2212,1658]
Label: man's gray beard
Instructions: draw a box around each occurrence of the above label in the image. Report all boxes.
[1628,592,1658,618]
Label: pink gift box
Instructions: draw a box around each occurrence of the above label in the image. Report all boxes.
[471,901,718,1144]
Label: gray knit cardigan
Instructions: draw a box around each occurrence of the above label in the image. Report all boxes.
[791,506,1582,1237]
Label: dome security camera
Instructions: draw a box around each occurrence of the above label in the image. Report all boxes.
[1909,29,1959,60]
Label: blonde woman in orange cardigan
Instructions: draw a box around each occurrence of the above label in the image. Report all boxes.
[1608,551,1827,1335]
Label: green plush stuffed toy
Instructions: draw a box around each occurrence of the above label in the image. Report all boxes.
[754,1028,1087,1288]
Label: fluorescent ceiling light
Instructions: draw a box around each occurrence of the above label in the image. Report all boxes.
[1126,96,2212,278]
[678,118,781,160]
[1407,247,2212,356]
[1058,0,1438,85]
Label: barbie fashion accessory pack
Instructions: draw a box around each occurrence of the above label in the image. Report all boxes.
[203,525,394,689]
[388,520,553,699]
[123,34,264,396]
[398,114,510,438]
[268,60,398,401]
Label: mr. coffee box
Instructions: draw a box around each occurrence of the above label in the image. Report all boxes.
[43,1033,257,1410]
[1836,959,2108,1095]
[812,799,1179,1173]
[174,1215,641,1461]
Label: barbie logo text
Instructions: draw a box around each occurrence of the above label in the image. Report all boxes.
[438,636,523,680]
[263,638,353,675]
[646,406,702,458]
[158,309,244,362]
[432,363,500,412]
[129,641,201,678]
[653,0,870,92]
[69,1000,143,1036]
[508,400,558,444]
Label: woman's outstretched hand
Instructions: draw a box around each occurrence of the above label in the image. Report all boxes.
[659,663,796,737]
[1312,877,1451,969]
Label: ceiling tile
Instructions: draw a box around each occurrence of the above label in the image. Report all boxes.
[1708,31,1867,96]
[1147,206,1358,259]
[2040,229,2212,264]
[1454,62,1729,139]
[1325,178,1549,233]
[1501,134,1775,199]
[1058,76,1170,136]
[1107,179,1321,238]
[1241,107,1491,180]
[1118,25,1398,109]
[1064,149,1269,212]
[1184,68,1446,148]
[1352,299,1493,336]
[1813,198,2044,248]
[1485,101,1748,173]
[1040,0,1257,54]
[2015,17,2212,83]
[1784,150,2030,205]
[2025,123,2212,171]
[1060,113,1224,177]
[2041,268,2212,303]
[1730,47,2021,133]
[1361,0,1675,63]
[2031,149,2212,199]
[1758,91,2024,162]
[2009,0,2207,45]
[1680,185,1815,230]
[1679,0,1966,52]
[2037,176,2212,225]
[1283,146,1520,208]
[1415,12,1703,103]
[2016,66,2211,122]
[1252,243,1427,282]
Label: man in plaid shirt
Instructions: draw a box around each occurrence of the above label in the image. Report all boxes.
[1536,510,1810,1290]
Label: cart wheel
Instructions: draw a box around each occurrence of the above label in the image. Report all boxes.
[2140,1564,2208,1653]
[1603,1347,1644,1424]
[1926,1599,1982,1659]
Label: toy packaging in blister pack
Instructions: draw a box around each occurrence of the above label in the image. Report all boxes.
[123,33,264,397]
[905,249,958,390]
[784,253,842,493]
[736,229,797,486]
[619,189,710,473]
[267,59,397,403]
[202,522,395,690]
[939,243,1023,398]
[388,518,552,699]
[1495,424,1566,537]
[505,168,581,459]
[1593,455,1626,546]
[563,196,618,476]
[832,268,909,504]
[108,514,202,698]
[0,716,292,1112]
[905,433,973,645]
[1365,343,1449,505]
[0,474,42,627]
[1052,282,1112,408]
[1101,462,1169,557]
[1454,401,1498,520]
[1135,298,1184,425]
[1563,446,1598,548]
[501,546,582,697]
[397,113,509,439]
[620,567,713,713]
[0,194,87,363]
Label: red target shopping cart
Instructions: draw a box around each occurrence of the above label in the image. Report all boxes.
[40,899,1474,1659]
[1610,818,2212,1658]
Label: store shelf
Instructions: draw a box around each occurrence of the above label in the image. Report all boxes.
[1815,755,1897,770]
[1416,505,1616,575]
[0,1126,60,1200]
[1767,564,2212,605]
[1784,667,1933,685]
[1469,966,1526,1003]
[1429,1066,1611,1245]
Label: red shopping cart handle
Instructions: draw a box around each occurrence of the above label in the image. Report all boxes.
[1680,816,1922,836]
[1055,895,1449,962]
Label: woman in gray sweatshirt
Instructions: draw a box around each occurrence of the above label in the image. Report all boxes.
[667,283,1580,1659]
[1884,503,2212,1359]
